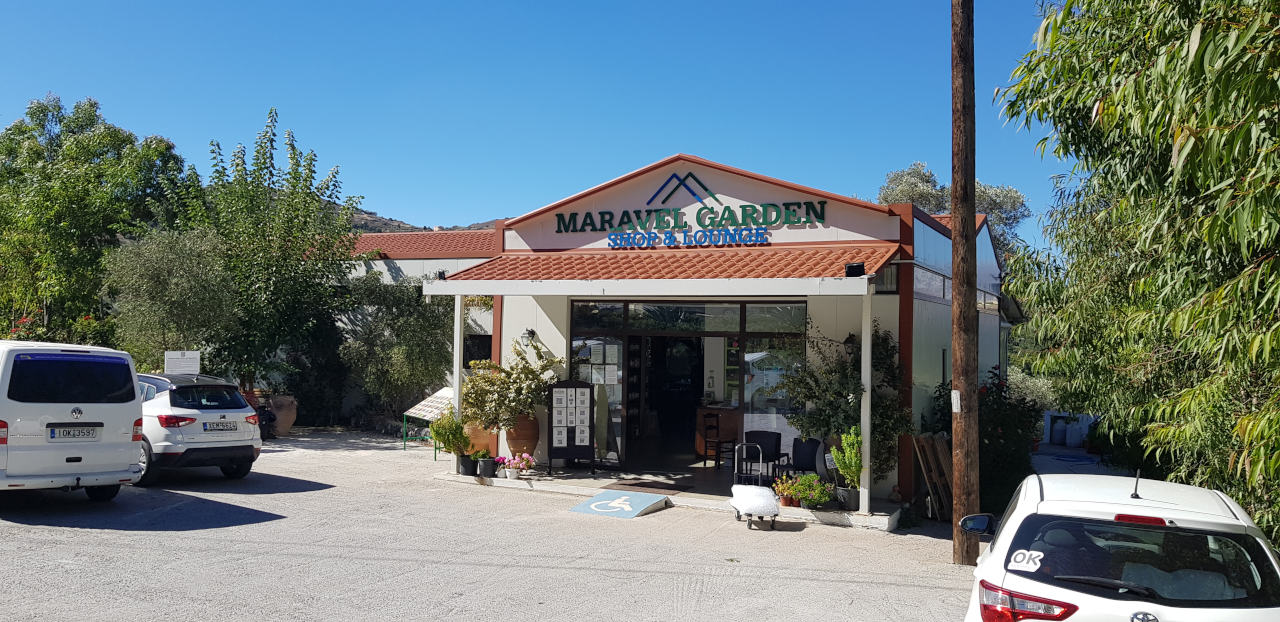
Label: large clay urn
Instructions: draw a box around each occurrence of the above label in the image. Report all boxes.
[463,422,498,455]
[269,395,298,436]
[506,415,540,456]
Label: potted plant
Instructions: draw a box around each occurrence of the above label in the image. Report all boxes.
[790,473,835,510]
[495,456,511,478]
[460,342,563,456]
[429,408,475,476]
[473,449,496,478]
[830,425,862,510]
[507,452,535,476]
[772,475,798,507]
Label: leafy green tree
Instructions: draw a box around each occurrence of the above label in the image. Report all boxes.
[1001,0,1280,536]
[876,162,1031,260]
[0,94,194,338]
[199,109,360,387]
[772,324,911,481]
[340,273,453,416]
[101,228,236,370]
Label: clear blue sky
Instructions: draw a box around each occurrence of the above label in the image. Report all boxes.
[1,1,1065,245]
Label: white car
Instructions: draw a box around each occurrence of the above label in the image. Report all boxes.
[961,474,1280,621]
[0,341,143,501]
[134,373,261,485]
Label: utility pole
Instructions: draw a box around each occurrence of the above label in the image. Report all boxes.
[950,0,980,566]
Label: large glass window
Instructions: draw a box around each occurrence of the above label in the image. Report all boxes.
[628,303,740,332]
[7,353,135,403]
[571,301,623,331]
[745,303,805,333]
[742,336,806,454]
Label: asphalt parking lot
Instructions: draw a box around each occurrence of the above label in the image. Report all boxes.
[0,430,972,621]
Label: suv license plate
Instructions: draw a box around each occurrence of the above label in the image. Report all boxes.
[49,427,99,440]
[203,421,238,432]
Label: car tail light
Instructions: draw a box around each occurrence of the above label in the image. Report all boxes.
[132,418,143,442]
[979,580,1077,621]
[157,415,196,428]
[1115,514,1166,526]
[245,414,259,426]
[0,419,7,445]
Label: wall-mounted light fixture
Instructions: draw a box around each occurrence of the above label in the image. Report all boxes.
[520,328,537,346]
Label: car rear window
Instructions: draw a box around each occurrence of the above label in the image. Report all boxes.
[169,385,248,410]
[1005,514,1280,608]
[6,352,135,403]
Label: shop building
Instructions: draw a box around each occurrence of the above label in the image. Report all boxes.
[423,154,1008,508]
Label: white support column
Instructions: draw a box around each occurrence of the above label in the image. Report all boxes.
[452,294,464,415]
[859,286,874,515]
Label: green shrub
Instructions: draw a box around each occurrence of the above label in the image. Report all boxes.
[829,426,863,488]
[790,473,834,507]
[428,408,469,456]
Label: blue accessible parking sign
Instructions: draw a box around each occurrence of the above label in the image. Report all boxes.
[570,490,669,519]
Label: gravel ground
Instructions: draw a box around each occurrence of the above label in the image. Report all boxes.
[0,430,973,621]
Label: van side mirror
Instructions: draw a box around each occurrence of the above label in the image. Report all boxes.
[960,513,997,536]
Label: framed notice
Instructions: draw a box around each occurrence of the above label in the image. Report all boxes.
[591,365,605,384]
[546,379,595,474]
[605,344,619,364]
[590,344,604,364]
[604,365,618,384]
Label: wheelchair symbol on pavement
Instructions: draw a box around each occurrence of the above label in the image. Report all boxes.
[589,496,633,513]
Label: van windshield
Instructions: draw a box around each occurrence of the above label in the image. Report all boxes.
[169,386,247,410]
[6,352,135,403]
[1005,514,1280,608]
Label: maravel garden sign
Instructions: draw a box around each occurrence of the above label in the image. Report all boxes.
[553,171,828,249]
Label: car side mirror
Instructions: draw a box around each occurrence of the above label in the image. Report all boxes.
[960,513,997,536]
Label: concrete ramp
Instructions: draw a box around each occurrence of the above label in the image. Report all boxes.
[570,490,669,519]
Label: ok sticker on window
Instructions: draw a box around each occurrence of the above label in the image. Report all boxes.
[1007,549,1045,572]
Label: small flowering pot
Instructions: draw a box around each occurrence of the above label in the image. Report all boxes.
[504,468,520,480]
[780,495,798,507]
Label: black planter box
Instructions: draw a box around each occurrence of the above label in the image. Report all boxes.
[457,455,477,476]
[476,458,497,478]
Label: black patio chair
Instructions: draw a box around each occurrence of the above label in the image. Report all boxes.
[785,437,822,476]
[741,431,788,480]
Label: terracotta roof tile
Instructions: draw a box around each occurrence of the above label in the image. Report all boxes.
[352,230,499,259]
[447,244,898,281]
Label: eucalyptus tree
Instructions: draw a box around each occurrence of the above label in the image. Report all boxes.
[1002,0,1280,535]
[876,162,1031,260]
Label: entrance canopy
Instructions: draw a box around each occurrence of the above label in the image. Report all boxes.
[421,243,894,297]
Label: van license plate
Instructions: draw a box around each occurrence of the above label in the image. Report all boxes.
[49,427,99,440]
[203,422,237,431]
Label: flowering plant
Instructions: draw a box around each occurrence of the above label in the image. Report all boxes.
[790,473,835,506]
[506,452,536,470]
[494,456,510,468]
[772,475,796,497]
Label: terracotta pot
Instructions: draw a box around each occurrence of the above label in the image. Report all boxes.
[780,495,798,507]
[269,395,298,436]
[506,415,540,456]
[463,422,498,455]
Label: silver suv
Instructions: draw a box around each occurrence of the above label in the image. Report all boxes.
[135,374,261,486]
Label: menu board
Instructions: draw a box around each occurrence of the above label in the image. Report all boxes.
[545,379,595,474]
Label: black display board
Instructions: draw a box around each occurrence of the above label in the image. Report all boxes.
[546,379,595,474]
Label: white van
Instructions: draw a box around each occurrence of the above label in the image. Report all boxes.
[0,341,144,501]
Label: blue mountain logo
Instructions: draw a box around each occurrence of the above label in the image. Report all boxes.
[645,172,725,207]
